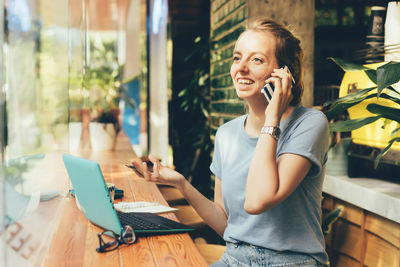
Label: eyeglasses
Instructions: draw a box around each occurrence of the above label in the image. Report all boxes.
[96,225,136,253]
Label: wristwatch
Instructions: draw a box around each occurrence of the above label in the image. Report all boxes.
[261,126,281,140]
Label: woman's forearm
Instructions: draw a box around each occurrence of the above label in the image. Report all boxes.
[245,132,312,214]
[245,134,280,213]
[177,180,227,237]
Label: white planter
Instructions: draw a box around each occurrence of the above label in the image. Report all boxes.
[89,122,117,151]
[326,138,351,176]
[69,122,83,151]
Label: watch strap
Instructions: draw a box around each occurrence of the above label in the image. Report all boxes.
[260,126,281,140]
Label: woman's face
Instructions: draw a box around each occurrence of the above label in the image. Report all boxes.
[230,30,279,100]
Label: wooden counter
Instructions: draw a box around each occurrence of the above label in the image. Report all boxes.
[322,175,400,267]
[42,133,207,267]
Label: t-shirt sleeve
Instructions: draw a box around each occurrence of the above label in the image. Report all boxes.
[278,112,330,177]
[210,129,222,178]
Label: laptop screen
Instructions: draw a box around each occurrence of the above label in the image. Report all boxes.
[62,154,123,234]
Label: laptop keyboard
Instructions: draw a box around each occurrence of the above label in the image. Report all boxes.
[117,212,166,230]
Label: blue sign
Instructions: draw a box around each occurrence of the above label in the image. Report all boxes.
[122,79,140,145]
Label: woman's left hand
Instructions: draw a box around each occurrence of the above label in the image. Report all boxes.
[130,154,186,189]
[264,66,294,125]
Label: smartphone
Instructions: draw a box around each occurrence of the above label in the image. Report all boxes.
[125,164,144,177]
[261,65,295,102]
[126,161,154,177]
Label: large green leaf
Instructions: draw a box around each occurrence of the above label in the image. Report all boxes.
[328,57,371,72]
[323,87,376,108]
[367,103,400,123]
[365,69,378,84]
[374,137,400,168]
[329,116,381,132]
[324,92,379,120]
[329,57,377,84]
[376,61,400,94]
[325,99,365,120]
[378,93,400,105]
[324,92,400,120]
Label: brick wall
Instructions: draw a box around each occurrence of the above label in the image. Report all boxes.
[210,0,248,138]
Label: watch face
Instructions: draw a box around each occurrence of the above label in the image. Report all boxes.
[274,127,281,138]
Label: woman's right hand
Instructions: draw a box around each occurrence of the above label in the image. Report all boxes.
[130,154,186,189]
[264,66,294,126]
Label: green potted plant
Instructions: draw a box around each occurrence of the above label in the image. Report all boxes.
[323,58,400,168]
[85,40,136,151]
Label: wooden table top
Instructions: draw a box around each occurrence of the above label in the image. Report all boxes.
[43,133,208,267]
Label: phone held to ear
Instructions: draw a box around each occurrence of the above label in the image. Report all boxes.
[261,65,295,102]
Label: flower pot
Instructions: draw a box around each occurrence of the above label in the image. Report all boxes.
[89,122,117,151]
[69,122,83,151]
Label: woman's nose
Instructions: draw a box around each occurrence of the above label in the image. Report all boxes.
[237,60,249,72]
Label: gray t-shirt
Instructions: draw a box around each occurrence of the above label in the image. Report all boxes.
[210,105,330,264]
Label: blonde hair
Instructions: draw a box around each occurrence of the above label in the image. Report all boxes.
[246,19,304,106]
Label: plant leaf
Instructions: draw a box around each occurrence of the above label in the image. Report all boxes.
[366,103,400,123]
[325,101,361,120]
[323,87,376,108]
[374,137,400,168]
[329,116,381,132]
[376,61,400,94]
[387,85,400,97]
[324,92,400,120]
[365,69,377,84]
[324,91,376,120]
[391,127,400,136]
[328,57,371,71]
[178,89,187,97]
[322,205,344,236]
[378,93,400,105]
[328,57,378,84]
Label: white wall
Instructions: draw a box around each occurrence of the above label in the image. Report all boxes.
[148,0,169,163]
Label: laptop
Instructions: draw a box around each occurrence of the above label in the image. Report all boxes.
[62,154,194,237]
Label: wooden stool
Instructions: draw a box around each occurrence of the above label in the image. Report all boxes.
[195,243,226,264]
[173,205,205,228]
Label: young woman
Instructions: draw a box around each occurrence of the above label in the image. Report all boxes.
[132,19,330,267]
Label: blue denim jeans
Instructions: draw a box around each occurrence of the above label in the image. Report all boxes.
[210,242,327,267]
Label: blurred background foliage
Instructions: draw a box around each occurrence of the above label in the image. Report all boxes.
[170,32,212,198]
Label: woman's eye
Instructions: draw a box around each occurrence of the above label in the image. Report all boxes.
[252,57,263,63]
[233,56,240,61]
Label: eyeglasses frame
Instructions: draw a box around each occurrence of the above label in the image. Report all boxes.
[96,225,136,253]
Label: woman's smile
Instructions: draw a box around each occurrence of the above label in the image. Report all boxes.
[237,77,255,89]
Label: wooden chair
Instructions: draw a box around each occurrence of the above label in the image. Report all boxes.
[195,243,226,264]
[158,144,201,206]
[172,204,205,228]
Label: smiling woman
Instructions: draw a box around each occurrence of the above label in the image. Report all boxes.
[131,19,330,267]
